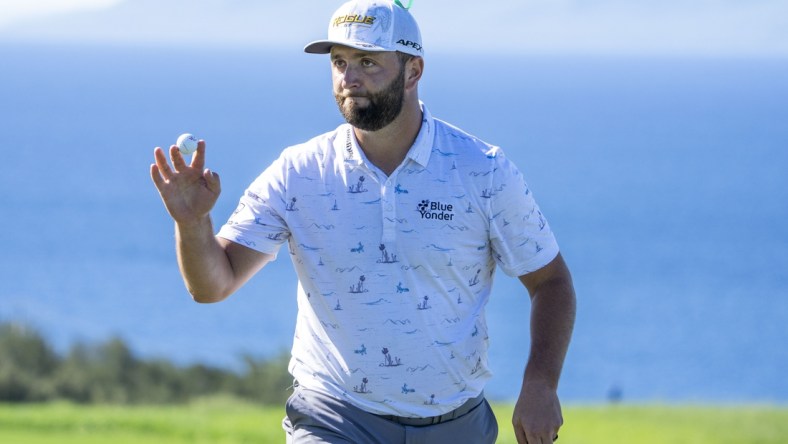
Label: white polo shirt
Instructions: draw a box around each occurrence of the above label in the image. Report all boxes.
[218,104,559,417]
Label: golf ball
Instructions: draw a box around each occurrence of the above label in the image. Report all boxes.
[176,133,199,155]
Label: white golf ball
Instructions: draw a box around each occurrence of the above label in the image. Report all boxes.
[176,133,199,155]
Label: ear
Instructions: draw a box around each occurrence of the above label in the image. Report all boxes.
[404,56,424,90]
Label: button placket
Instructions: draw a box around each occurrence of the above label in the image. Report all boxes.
[381,176,397,243]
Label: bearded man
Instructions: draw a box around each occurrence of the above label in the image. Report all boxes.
[150,1,575,443]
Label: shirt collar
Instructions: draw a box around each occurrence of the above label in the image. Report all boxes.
[406,102,434,168]
[335,102,435,169]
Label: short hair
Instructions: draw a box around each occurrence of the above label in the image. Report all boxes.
[397,51,415,66]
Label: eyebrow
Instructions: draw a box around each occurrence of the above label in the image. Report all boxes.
[330,48,384,60]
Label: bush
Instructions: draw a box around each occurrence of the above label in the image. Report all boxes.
[0,323,59,401]
[0,321,291,405]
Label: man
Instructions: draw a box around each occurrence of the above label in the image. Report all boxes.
[150,1,575,442]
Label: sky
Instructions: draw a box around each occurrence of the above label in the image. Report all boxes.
[1,0,787,56]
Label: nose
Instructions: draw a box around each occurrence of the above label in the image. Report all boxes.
[340,64,361,90]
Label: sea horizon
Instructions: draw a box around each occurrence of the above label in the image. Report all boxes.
[1,43,786,403]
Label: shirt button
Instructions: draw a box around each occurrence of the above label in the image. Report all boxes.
[386,205,393,211]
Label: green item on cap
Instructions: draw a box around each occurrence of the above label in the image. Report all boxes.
[394,0,414,10]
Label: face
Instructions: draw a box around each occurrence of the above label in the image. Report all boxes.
[331,47,407,132]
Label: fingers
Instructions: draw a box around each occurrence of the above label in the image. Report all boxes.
[522,429,560,444]
[524,432,545,444]
[524,422,561,444]
[151,140,213,192]
[203,168,221,194]
[191,140,206,171]
[153,147,174,181]
[150,163,166,191]
[170,145,188,172]
[514,419,561,444]
[514,424,528,444]
[163,140,206,172]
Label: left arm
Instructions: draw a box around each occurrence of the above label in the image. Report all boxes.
[513,252,576,444]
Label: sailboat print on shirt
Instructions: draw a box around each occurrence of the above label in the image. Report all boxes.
[469,269,481,286]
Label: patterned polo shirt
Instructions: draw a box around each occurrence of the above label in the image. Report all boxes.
[217,104,559,417]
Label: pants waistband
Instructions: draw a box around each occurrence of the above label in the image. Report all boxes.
[375,392,485,427]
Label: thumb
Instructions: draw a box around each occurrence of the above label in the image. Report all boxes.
[203,169,221,194]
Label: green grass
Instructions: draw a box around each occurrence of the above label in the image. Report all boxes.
[495,404,788,444]
[0,396,282,444]
[1,398,786,443]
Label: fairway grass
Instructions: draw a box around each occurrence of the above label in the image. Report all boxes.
[495,404,788,444]
[1,398,786,443]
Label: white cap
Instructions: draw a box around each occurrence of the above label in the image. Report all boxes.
[304,0,424,57]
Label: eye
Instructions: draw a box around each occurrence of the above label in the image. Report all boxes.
[361,58,376,68]
[332,59,347,69]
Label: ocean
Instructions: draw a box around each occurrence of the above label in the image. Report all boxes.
[1,43,786,403]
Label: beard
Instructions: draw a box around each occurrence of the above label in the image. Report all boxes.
[335,66,406,132]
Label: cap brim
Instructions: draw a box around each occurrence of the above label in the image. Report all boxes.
[303,40,333,54]
[304,39,391,54]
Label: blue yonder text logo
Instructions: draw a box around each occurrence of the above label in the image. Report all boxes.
[418,200,455,221]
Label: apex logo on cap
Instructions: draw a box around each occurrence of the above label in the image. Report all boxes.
[333,14,376,27]
[397,39,422,51]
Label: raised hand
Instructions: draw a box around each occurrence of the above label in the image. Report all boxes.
[150,141,221,224]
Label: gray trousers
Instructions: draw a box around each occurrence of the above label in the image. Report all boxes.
[282,386,498,444]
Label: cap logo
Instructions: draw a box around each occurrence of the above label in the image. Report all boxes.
[396,39,422,51]
[333,14,376,27]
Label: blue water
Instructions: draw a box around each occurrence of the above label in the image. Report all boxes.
[1,44,786,403]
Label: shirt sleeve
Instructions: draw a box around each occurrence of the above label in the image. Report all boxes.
[216,152,290,257]
[488,149,559,277]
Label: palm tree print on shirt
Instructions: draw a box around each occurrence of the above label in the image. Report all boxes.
[348,176,367,193]
[349,275,367,293]
[381,347,402,367]
[377,244,398,264]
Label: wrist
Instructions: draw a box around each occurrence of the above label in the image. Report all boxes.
[522,368,559,391]
[175,214,213,233]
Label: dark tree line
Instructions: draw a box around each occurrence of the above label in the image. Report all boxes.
[0,322,292,405]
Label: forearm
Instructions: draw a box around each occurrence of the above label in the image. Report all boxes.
[523,275,576,388]
[513,260,576,442]
[175,216,236,303]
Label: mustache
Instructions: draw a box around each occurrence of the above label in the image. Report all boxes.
[337,92,368,99]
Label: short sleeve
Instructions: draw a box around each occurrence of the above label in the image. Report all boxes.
[216,152,290,257]
[488,150,559,277]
